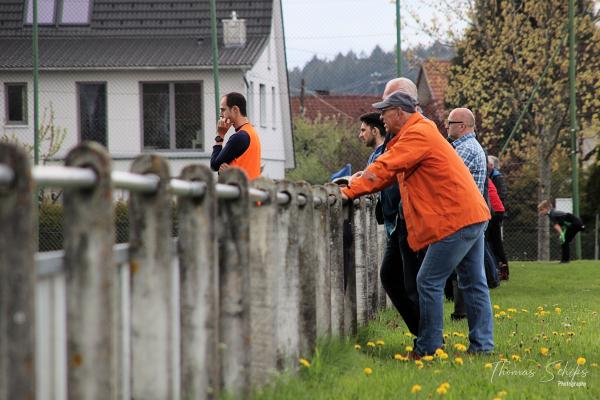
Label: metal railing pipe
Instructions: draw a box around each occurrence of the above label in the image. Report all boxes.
[216,183,241,200]
[33,166,96,188]
[0,164,14,185]
[170,179,207,198]
[111,171,159,193]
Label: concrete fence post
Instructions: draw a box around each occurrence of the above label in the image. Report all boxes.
[353,197,368,326]
[129,155,174,399]
[295,182,316,357]
[366,196,380,319]
[0,143,35,400]
[63,142,117,399]
[312,185,331,337]
[217,168,250,397]
[325,183,344,336]
[274,180,300,369]
[177,165,219,399]
[248,177,278,386]
[343,201,357,336]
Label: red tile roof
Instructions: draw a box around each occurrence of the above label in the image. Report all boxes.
[290,94,380,121]
[421,59,451,103]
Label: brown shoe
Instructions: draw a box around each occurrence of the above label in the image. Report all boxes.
[407,350,421,361]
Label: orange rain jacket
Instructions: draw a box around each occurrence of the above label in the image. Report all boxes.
[342,113,490,251]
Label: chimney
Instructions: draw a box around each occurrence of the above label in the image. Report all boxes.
[223,11,247,48]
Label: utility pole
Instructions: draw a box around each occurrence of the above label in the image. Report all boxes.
[209,0,221,121]
[396,0,402,77]
[32,0,39,165]
[568,0,581,259]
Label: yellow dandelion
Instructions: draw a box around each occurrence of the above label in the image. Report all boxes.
[493,304,500,310]
[410,384,422,394]
[363,367,373,376]
[454,357,464,365]
[439,353,449,360]
[554,363,561,370]
[577,357,586,366]
[524,348,532,354]
[440,382,450,389]
[555,307,561,314]
[552,331,558,336]
[405,345,414,352]
[590,363,598,368]
[511,355,521,361]
[415,360,424,368]
[376,340,385,346]
[567,331,576,337]
[484,363,493,369]
[443,333,449,340]
[540,347,549,356]
[454,343,467,352]
[354,344,362,350]
[494,313,501,318]
[367,341,376,348]
[521,308,529,313]
[497,390,508,397]
[423,355,434,361]
[507,308,517,313]
[498,311,506,317]
[435,348,446,357]
[299,358,311,367]
[542,335,548,341]
[493,398,502,400]
[394,353,408,361]
[436,386,448,395]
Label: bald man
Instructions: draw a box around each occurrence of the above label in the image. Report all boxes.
[382,77,418,102]
[446,108,487,194]
[446,107,491,320]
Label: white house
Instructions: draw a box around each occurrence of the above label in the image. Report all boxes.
[0,0,294,178]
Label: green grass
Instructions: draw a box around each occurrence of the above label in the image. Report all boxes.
[252,261,600,400]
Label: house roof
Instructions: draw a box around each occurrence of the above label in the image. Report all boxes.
[290,94,380,121]
[419,59,451,103]
[0,0,273,69]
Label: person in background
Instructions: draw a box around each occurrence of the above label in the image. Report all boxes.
[487,169,509,280]
[538,200,585,263]
[210,92,261,180]
[488,155,508,205]
[358,112,386,165]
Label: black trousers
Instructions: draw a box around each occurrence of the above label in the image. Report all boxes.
[380,218,424,336]
[561,225,584,262]
[486,213,508,264]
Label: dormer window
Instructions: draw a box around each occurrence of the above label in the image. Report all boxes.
[25,0,91,25]
[25,0,56,25]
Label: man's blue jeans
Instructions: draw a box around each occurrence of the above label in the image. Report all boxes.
[415,221,494,355]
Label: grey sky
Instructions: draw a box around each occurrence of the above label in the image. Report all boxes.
[282,0,459,68]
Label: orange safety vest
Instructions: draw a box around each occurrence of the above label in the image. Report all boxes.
[230,122,261,180]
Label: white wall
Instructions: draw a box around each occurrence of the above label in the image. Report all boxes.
[1,68,286,178]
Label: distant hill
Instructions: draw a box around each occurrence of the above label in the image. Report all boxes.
[288,42,454,95]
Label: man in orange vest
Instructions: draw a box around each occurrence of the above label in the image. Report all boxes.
[210,92,262,180]
[340,90,494,357]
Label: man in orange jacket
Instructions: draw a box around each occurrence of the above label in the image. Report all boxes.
[341,90,494,356]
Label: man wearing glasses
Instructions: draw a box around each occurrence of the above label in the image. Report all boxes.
[340,91,494,357]
[445,108,490,321]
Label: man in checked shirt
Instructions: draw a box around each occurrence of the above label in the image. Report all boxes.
[446,108,490,321]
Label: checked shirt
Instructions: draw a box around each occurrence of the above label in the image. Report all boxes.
[451,132,487,195]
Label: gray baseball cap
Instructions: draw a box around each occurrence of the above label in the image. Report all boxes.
[372,90,417,113]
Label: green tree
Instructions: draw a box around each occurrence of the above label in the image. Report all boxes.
[445,0,600,260]
[286,116,372,184]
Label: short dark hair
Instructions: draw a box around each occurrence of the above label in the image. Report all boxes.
[224,92,247,116]
[359,112,385,138]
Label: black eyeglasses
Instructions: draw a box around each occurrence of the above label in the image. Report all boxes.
[446,121,464,125]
